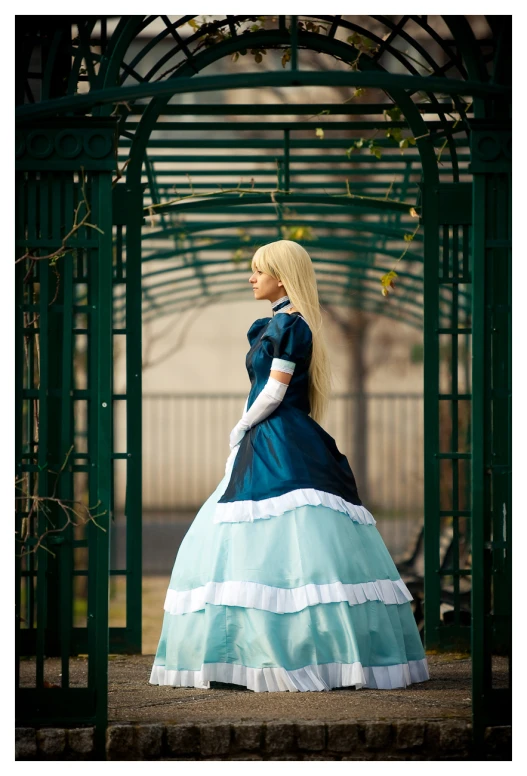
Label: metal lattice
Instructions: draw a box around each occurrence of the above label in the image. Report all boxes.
[15,15,511,749]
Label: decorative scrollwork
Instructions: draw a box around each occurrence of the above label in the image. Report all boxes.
[15,121,118,170]
[470,126,511,173]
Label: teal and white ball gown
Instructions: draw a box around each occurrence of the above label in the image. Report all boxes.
[150,297,429,692]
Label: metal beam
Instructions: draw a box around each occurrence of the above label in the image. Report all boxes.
[16,70,510,121]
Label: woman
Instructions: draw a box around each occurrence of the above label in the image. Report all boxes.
[150,239,429,693]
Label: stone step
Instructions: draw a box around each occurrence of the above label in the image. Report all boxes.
[16,720,511,761]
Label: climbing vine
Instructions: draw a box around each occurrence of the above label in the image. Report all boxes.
[379,219,421,298]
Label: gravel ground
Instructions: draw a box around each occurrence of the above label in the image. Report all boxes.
[18,653,509,724]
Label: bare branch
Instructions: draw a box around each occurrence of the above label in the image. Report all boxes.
[16,167,102,266]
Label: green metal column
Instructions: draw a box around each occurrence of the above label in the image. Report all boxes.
[90,149,115,750]
[423,179,474,652]
[122,175,144,654]
[110,182,144,654]
[469,119,512,742]
[422,178,441,650]
[15,119,117,744]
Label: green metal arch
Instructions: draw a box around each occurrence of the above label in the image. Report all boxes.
[138,285,425,331]
[116,248,470,331]
[143,219,425,244]
[145,192,417,218]
[136,275,445,323]
[135,270,468,322]
[18,16,496,108]
[15,15,480,332]
[16,67,510,121]
[121,25,441,182]
[442,15,489,122]
[141,236,424,266]
[137,259,470,305]
[117,21,441,339]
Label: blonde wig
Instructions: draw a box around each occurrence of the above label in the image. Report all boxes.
[251,239,332,425]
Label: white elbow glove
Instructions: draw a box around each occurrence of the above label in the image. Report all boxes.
[229,376,289,449]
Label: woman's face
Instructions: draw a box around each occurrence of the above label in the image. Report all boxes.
[249,266,284,303]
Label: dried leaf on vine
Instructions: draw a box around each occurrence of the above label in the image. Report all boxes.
[346,32,380,56]
[281,49,291,68]
[380,270,398,297]
[384,105,402,122]
[345,137,364,159]
[286,225,315,241]
[369,141,382,159]
[386,126,403,144]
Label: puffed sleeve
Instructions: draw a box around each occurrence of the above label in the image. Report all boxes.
[261,314,312,375]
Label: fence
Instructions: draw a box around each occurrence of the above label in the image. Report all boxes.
[136,392,424,513]
[112,393,425,572]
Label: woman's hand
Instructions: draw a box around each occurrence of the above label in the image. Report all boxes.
[228,374,291,450]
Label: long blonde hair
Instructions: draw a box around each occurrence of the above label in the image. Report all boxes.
[251,239,332,425]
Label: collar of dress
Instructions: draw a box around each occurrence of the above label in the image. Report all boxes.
[271,295,294,314]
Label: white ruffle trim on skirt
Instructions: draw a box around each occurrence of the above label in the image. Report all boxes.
[149,657,430,692]
[163,577,413,615]
[213,487,376,525]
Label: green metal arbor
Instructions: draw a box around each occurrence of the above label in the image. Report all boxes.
[15,15,511,747]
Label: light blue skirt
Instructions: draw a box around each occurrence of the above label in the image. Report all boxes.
[149,472,429,692]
